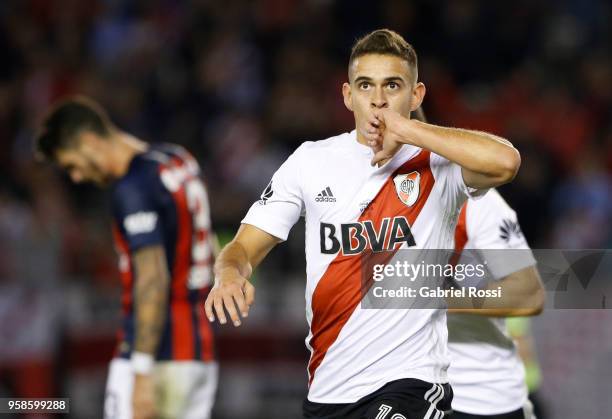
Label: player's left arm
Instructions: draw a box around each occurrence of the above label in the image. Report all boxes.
[369,110,520,189]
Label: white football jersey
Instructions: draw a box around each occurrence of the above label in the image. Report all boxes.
[242,130,484,403]
[448,189,536,415]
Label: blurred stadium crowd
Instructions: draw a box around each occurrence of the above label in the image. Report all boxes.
[0,0,610,418]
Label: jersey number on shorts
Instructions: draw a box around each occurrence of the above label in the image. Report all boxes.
[376,404,407,419]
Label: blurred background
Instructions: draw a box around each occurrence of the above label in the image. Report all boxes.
[0,0,611,418]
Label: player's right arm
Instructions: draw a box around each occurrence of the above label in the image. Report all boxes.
[205,224,281,327]
[206,144,305,327]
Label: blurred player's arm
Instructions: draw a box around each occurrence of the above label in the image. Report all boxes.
[131,244,169,419]
[132,245,170,354]
[369,109,520,189]
[205,224,280,327]
[447,265,545,317]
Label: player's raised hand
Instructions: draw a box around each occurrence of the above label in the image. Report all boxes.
[370,109,414,166]
[205,267,255,327]
[364,113,383,150]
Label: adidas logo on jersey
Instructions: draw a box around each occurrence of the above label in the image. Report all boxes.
[315,187,336,202]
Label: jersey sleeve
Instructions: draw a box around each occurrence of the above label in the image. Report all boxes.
[241,145,305,241]
[112,168,164,252]
[465,189,536,280]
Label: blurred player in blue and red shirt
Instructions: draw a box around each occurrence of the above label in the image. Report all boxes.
[35,96,217,419]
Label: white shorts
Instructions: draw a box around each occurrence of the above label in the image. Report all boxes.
[104,358,218,419]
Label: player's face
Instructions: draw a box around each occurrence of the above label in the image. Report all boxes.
[55,133,112,186]
[342,54,425,143]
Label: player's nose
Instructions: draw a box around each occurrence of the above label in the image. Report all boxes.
[370,88,388,109]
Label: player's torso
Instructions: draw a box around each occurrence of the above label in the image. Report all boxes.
[111,144,215,362]
[300,133,462,301]
[296,132,464,402]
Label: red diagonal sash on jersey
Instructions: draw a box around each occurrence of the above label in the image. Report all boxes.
[307,150,435,385]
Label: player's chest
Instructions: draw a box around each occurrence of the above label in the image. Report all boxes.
[301,163,385,222]
[302,155,433,224]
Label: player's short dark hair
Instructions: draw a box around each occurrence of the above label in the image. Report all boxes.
[349,29,418,81]
[34,96,114,161]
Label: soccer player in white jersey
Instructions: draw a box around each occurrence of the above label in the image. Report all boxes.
[205,29,521,418]
[448,189,544,419]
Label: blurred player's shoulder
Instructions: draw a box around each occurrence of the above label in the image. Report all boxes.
[464,189,512,230]
[111,155,160,201]
[121,149,162,180]
[138,143,195,165]
[112,143,192,195]
[129,143,202,178]
[467,188,513,215]
[151,142,196,160]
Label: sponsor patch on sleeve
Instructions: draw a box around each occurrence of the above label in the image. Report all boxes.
[124,211,158,235]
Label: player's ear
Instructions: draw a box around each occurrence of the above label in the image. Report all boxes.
[342,82,353,112]
[410,82,426,112]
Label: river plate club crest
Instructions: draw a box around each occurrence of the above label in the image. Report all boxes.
[393,171,420,207]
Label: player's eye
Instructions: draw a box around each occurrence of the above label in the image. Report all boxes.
[359,82,370,90]
[387,82,399,90]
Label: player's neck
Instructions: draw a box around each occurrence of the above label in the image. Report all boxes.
[109,132,149,179]
[355,130,370,147]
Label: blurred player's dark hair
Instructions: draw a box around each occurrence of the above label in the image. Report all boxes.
[350,29,418,81]
[34,96,115,161]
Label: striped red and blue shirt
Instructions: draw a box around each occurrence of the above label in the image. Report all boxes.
[111,143,215,362]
